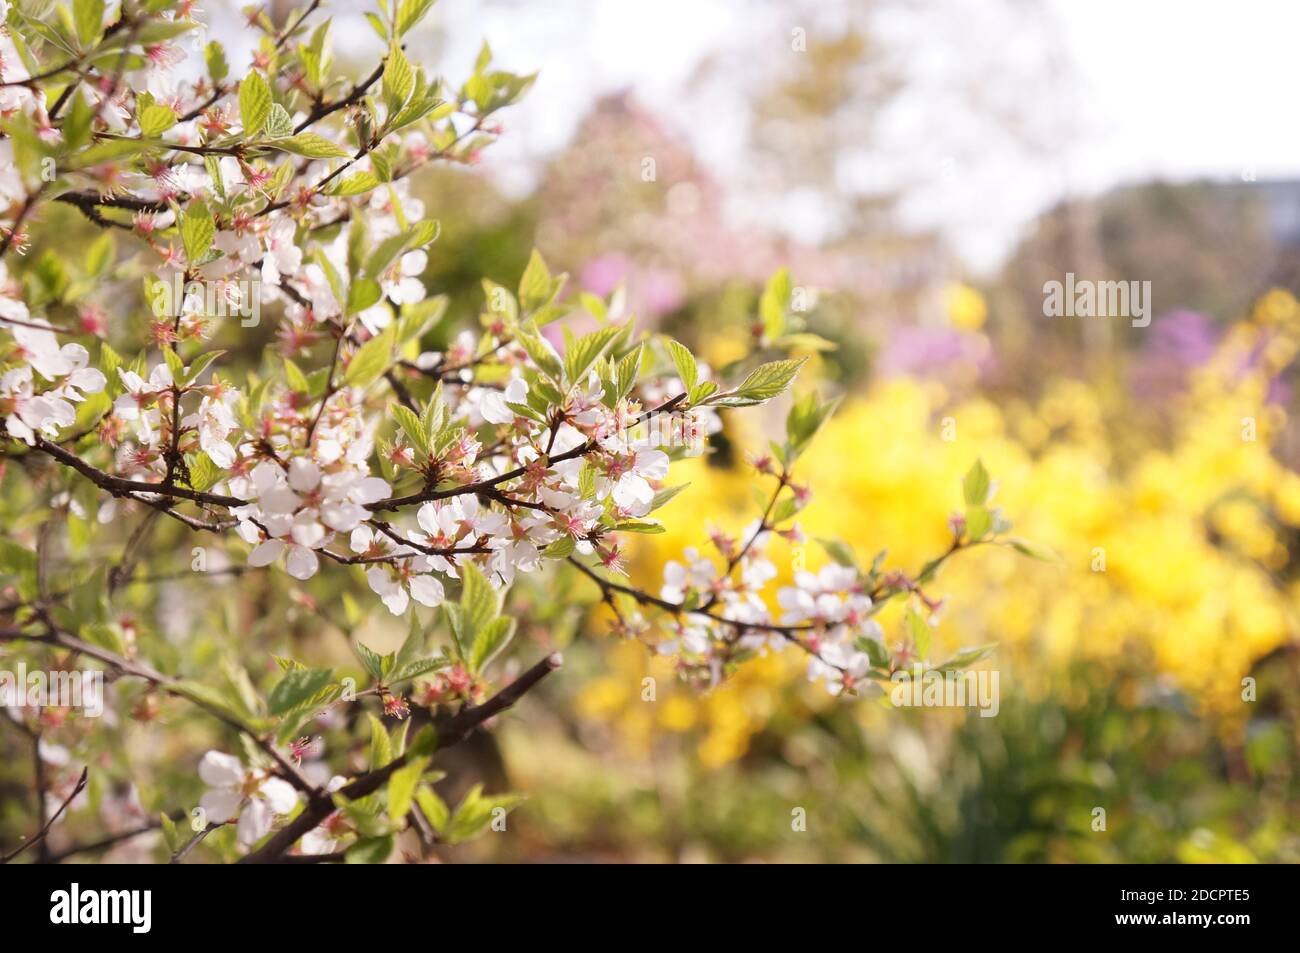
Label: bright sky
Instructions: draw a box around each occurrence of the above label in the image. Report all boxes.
[292,0,1300,274]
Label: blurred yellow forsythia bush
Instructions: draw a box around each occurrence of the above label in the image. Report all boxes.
[578,288,1300,766]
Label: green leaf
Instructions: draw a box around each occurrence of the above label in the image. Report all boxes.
[266,132,350,159]
[518,249,557,312]
[786,391,840,457]
[395,0,439,35]
[344,325,395,388]
[137,103,177,138]
[564,325,622,387]
[162,347,185,384]
[354,642,389,681]
[818,538,859,569]
[665,338,697,393]
[613,342,644,401]
[239,71,273,137]
[611,521,665,534]
[415,786,449,831]
[716,357,806,407]
[759,267,792,340]
[1007,537,1059,562]
[183,350,225,385]
[345,835,394,864]
[647,483,689,513]
[388,656,449,685]
[391,403,430,457]
[857,636,890,670]
[456,563,500,663]
[965,504,992,542]
[387,756,429,823]
[186,451,221,491]
[180,201,215,264]
[159,812,181,854]
[267,667,334,716]
[0,539,38,576]
[205,40,229,83]
[368,713,393,768]
[543,536,575,558]
[516,324,562,381]
[328,171,380,197]
[469,616,515,674]
[283,357,310,393]
[937,644,996,671]
[173,680,254,731]
[347,276,383,315]
[382,43,415,116]
[963,459,991,507]
[905,606,932,659]
[73,0,105,45]
[445,784,524,844]
[263,102,294,139]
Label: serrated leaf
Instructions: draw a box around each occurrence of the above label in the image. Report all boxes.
[328,171,380,197]
[665,338,697,393]
[263,102,294,138]
[647,483,688,513]
[712,357,805,407]
[354,642,388,681]
[344,325,395,388]
[239,71,272,137]
[368,713,393,768]
[180,201,215,264]
[391,403,430,457]
[267,667,334,715]
[267,132,350,159]
[389,657,449,685]
[395,0,439,36]
[518,249,554,312]
[469,616,515,673]
[564,325,622,387]
[456,563,500,668]
[415,786,448,831]
[387,755,429,823]
[137,103,177,138]
[383,43,415,116]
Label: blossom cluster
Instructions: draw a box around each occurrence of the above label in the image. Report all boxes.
[0,1,1011,863]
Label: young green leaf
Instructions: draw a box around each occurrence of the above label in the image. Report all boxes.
[239,71,273,137]
[963,459,991,507]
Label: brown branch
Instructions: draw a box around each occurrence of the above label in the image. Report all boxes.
[365,394,688,513]
[239,652,563,864]
[1,766,89,864]
[0,625,316,796]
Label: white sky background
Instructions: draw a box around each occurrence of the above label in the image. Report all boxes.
[212,0,1300,274]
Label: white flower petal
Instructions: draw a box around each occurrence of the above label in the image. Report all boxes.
[198,750,245,786]
[285,545,319,580]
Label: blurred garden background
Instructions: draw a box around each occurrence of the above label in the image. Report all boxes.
[356,0,1300,862]
[8,0,1300,862]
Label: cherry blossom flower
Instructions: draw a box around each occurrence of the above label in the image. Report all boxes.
[197,750,299,846]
